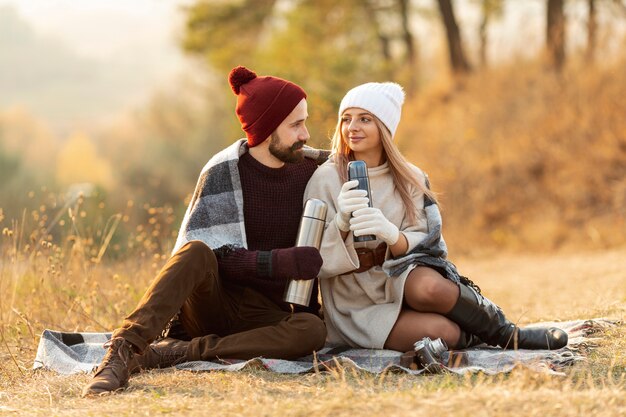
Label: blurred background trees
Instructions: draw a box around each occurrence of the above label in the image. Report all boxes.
[1,0,625,256]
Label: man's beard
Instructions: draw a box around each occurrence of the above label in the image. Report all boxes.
[268,132,305,163]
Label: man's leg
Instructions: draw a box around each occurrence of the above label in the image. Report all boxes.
[134,293,326,370]
[115,240,228,351]
[184,287,326,361]
[83,240,227,396]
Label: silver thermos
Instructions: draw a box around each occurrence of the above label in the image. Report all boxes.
[283,198,328,306]
[347,160,376,242]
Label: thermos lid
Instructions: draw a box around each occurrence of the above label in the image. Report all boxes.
[347,160,368,178]
[302,198,327,220]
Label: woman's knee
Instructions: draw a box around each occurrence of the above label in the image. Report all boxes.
[405,267,449,305]
[385,311,459,351]
[425,317,460,346]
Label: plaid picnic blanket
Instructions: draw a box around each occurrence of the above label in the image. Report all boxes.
[172,138,328,253]
[33,318,619,376]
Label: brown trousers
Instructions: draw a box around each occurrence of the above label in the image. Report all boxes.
[114,241,326,360]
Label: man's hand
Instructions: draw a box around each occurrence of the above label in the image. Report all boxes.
[350,207,400,245]
[270,246,322,281]
[335,180,369,232]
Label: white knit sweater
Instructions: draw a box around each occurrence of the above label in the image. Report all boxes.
[303,160,429,348]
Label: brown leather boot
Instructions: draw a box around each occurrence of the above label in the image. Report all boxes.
[82,337,136,397]
[130,337,190,372]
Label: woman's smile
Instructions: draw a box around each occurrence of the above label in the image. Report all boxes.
[349,136,365,143]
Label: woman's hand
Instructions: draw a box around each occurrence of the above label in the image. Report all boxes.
[350,207,400,245]
[335,180,369,232]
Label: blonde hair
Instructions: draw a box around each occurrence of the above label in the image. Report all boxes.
[330,114,438,225]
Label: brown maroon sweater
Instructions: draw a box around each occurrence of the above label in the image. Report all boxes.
[217,151,320,315]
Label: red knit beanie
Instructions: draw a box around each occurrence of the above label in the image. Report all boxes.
[228,66,307,147]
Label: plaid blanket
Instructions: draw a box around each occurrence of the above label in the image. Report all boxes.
[33,318,619,377]
[382,185,468,282]
[172,139,328,253]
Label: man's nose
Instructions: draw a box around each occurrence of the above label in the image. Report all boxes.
[299,126,310,141]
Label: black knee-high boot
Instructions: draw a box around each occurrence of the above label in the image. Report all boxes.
[454,330,483,349]
[445,284,568,350]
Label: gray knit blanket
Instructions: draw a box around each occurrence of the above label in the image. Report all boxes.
[382,186,466,282]
[33,318,619,377]
[172,139,328,254]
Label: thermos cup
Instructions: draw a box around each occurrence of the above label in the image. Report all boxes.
[283,198,328,306]
[347,160,376,242]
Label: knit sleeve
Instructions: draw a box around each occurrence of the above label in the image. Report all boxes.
[303,163,359,279]
[217,247,283,288]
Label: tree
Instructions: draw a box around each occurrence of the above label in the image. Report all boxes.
[586,0,597,62]
[546,0,566,71]
[56,132,114,189]
[181,0,415,145]
[0,111,54,221]
[258,0,391,141]
[182,0,278,72]
[101,78,227,209]
[436,0,472,75]
[477,0,504,68]
[398,0,419,94]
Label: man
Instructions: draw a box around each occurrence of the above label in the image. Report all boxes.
[83,66,328,396]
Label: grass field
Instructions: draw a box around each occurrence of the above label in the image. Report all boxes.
[1,245,624,416]
[1,8,625,415]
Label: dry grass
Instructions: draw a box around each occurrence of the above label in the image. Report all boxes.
[400,59,626,253]
[1,369,626,417]
[1,231,624,416]
[1,58,625,414]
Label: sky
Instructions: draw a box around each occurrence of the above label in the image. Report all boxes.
[0,0,192,134]
[0,0,186,61]
[0,0,623,135]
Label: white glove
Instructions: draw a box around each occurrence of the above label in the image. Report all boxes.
[350,207,400,245]
[335,180,369,232]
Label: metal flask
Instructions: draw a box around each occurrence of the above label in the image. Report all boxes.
[347,160,376,242]
[283,198,328,306]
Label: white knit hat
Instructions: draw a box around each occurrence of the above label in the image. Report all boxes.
[338,82,405,137]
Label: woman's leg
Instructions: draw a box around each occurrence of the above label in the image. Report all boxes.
[403,266,459,313]
[445,284,568,350]
[384,309,460,352]
[402,266,567,350]
[400,266,480,349]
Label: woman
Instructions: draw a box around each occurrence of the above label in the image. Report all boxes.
[304,82,567,353]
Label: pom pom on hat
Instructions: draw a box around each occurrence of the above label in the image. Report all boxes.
[229,66,257,94]
[338,82,405,137]
[228,65,307,147]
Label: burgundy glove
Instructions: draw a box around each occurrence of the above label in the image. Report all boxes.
[270,246,322,281]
